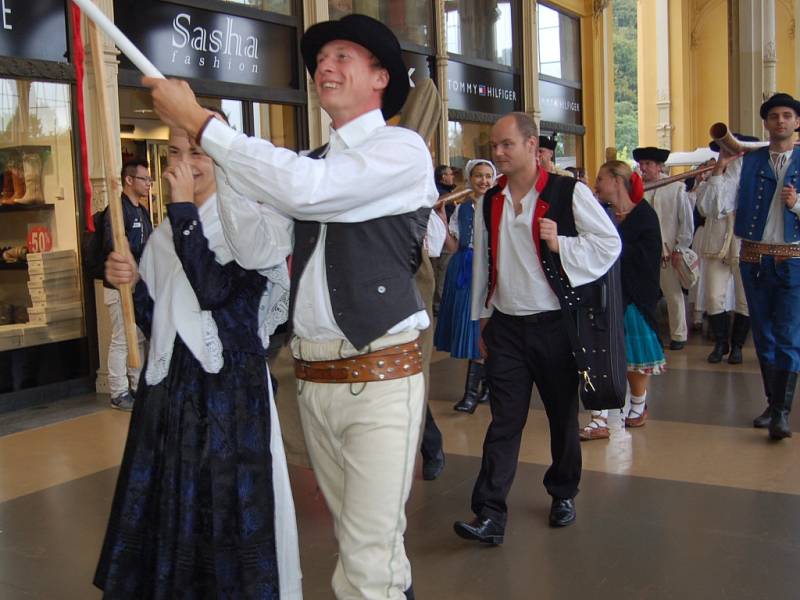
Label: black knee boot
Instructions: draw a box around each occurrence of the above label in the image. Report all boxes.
[707,312,730,363]
[727,313,750,365]
[768,370,797,440]
[753,359,774,428]
[454,361,482,413]
[477,366,490,404]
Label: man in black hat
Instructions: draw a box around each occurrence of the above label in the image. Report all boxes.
[699,92,800,441]
[145,14,436,599]
[696,135,757,365]
[634,146,694,351]
[538,134,572,177]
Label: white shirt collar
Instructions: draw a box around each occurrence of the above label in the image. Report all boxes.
[329,109,386,150]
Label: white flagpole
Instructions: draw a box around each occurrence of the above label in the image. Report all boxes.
[71,0,165,79]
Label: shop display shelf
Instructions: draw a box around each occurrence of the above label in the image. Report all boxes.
[0,203,54,213]
[0,262,28,271]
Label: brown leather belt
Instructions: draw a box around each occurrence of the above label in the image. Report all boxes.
[294,339,423,383]
[740,240,800,263]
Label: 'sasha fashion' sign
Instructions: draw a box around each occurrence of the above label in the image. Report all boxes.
[114,1,297,89]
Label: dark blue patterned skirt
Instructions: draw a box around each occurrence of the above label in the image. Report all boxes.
[94,339,279,599]
[434,248,481,359]
[624,304,667,375]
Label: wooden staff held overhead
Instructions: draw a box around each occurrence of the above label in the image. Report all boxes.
[86,20,140,369]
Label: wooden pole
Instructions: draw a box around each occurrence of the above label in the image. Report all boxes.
[87,19,140,369]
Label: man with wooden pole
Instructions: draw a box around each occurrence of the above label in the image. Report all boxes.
[145,14,436,600]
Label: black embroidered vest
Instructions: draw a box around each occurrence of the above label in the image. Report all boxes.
[289,145,429,349]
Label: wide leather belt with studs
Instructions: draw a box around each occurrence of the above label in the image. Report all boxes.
[294,339,423,383]
[740,239,800,263]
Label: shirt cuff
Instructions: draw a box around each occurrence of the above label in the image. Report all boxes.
[791,195,800,215]
[199,118,242,164]
[166,202,199,223]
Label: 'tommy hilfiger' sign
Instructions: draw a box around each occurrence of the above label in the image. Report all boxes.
[0,0,68,63]
[113,0,298,89]
[446,59,520,114]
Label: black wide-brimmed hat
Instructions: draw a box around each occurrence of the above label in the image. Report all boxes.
[539,135,557,152]
[709,132,760,152]
[759,92,800,120]
[632,146,670,163]
[301,14,409,120]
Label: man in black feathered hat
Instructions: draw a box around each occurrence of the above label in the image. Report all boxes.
[698,92,800,441]
[634,146,694,352]
[144,14,437,600]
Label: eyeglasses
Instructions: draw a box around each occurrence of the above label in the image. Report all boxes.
[132,176,152,184]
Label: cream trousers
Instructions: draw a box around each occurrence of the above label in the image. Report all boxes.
[292,330,424,600]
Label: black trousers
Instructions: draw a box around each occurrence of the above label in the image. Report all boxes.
[471,310,581,526]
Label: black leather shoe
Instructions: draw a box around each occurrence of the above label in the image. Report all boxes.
[753,406,771,428]
[727,345,743,365]
[422,449,445,481]
[669,340,686,351]
[549,498,576,527]
[453,516,504,545]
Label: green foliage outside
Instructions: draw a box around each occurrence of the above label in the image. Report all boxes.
[614,0,638,162]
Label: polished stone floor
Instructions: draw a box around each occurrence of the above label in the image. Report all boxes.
[1,335,798,599]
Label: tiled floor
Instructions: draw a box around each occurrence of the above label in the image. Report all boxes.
[1,337,798,599]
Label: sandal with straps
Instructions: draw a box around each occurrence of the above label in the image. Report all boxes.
[580,415,610,441]
[625,402,648,428]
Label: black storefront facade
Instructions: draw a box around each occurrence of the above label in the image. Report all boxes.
[113,0,307,223]
[0,0,96,405]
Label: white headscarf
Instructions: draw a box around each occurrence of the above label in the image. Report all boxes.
[138,190,290,386]
[464,159,497,183]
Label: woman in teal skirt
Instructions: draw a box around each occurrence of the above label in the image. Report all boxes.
[580,160,666,440]
[434,159,496,413]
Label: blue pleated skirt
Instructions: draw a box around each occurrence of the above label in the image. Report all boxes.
[624,304,666,374]
[434,248,481,360]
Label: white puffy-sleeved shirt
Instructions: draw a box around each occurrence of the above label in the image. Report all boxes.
[643,179,694,254]
[698,150,800,245]
[426,211,447,258]
[471,178,621,320]
[201,109,439,341]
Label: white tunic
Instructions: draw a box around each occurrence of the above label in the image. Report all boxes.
[643,179,694,255]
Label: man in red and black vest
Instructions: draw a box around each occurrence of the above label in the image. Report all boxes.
[453,112,621,543]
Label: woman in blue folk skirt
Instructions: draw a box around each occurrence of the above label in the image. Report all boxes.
[434,159,496,413]
[580,160,666,440]
[94,122,301,598]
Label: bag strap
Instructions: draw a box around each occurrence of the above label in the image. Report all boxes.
[540,244,595,394]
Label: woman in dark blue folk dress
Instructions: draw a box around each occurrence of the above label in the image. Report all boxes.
[580,160,666,440]
[434,159,496,414]
[94,122,301,599]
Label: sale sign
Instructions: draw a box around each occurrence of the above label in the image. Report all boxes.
[27,225,53,253]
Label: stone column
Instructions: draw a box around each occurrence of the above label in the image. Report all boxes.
[762,0,777,100]
[655,0,673,149]
[434,0,449,164]
[303,0,331,149]
[521,0,541,124]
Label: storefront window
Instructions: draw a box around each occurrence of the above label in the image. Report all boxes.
[445,0,514,67]
[328,1,433,48]
[537,4,581,82]
[448,120,493,170]
[219,0,294,16]
[253,103,299,150]
[547,132,581,170]
[0,78,84,366]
